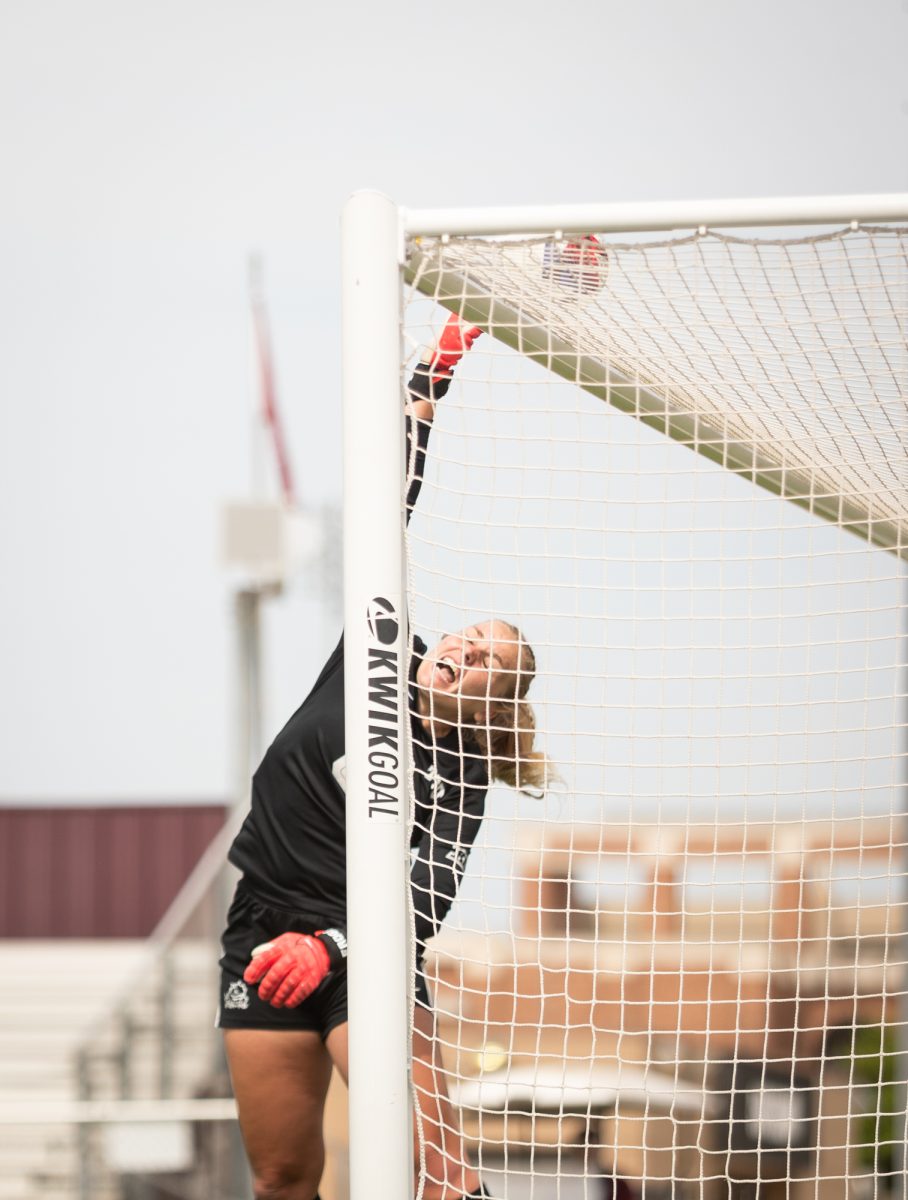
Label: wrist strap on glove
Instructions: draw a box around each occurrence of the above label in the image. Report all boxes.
[316,927,348,972]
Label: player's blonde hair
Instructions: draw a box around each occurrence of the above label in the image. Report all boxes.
[472,623,552,797]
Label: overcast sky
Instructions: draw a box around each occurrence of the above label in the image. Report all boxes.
[1,0,906,803]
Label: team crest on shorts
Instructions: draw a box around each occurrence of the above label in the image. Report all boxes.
[224,980,250,1010]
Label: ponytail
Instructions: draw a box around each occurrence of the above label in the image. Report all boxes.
[472,624,554,797]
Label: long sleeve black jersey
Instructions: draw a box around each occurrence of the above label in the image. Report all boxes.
[228,366,489,957]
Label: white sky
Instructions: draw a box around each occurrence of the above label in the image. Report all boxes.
[1,0,906,802]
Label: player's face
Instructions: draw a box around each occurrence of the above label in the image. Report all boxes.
[417,620,523,725]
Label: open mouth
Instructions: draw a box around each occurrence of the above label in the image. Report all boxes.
[434,656,459,686]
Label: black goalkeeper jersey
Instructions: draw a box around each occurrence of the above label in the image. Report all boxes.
[227,366,489,957]
[227,635,488,954]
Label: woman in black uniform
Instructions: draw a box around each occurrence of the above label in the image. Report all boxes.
[218,315,550,1200]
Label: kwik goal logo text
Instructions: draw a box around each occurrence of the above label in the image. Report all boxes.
[365,596,401,820]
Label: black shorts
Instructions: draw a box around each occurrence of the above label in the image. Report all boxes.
[217,882,430,1040]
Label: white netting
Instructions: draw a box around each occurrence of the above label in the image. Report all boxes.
[409,227,907,554]
[402,223,907,1200]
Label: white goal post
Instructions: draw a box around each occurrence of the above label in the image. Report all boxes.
[341,191,908,1200]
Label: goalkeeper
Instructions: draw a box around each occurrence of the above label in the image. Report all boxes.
[218,314,550,1200]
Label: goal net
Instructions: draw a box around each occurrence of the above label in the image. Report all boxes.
[342,197,907,1200]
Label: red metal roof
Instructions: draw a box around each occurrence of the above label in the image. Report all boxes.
[0,805,228,937]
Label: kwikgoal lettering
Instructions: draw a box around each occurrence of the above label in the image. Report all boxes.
[365,597,402,820]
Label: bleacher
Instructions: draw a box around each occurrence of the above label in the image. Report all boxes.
[0,939,225,1200]
[0,941,147,1199]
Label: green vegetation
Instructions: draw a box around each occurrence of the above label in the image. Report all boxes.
[850,1022,900,1182]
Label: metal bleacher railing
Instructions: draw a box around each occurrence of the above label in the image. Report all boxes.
[0,811,250,1200]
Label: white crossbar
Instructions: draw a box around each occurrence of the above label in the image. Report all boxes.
[403,193,908,238]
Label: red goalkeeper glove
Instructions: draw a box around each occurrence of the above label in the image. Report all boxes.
[244,930,344,1008]
[423,312,482,379]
